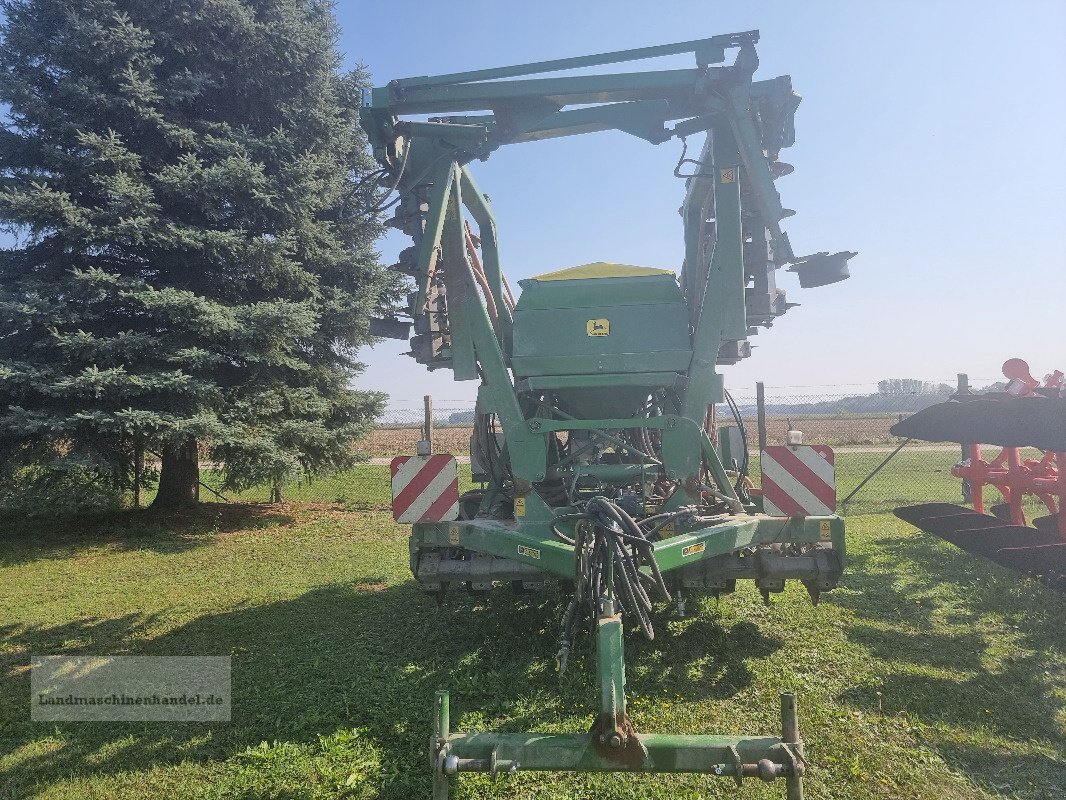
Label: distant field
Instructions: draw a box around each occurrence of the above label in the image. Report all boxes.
[359,415,911,459]
[359,426,474,458]
[214,447,965,518]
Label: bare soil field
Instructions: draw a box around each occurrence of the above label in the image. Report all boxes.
[358,426,472,458]
[744,414,905,446]
[358,416,905,458]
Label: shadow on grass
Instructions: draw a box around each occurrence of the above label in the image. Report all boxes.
[0,503,296,567]
[628,618,782,702]
[935,741,1066,797]
[833,522,1066,784]
[0,576,780,798]
[7,518,1062,798]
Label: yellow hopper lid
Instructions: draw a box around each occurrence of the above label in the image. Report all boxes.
[529,262,675,282]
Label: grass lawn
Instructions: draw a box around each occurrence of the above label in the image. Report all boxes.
[1,501,1063,798]
[196,449,1045,520]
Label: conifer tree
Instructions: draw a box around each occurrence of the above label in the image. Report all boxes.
[0,0,392,508]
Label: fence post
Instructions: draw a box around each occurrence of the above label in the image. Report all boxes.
[756,382,768,452]
[957,373,971,503]
[423,394,434,454]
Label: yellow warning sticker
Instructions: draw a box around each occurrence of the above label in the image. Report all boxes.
[660,523,676,537]
[448,525,460,546]
[586,319,610,337]
[720,167,737,184]
[514,497,526,517]
[518,545,541,560]
[819,521,832,541]
[682,542,706,558]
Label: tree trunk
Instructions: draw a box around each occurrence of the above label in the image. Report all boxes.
[133,438,144,508]
[153,437,200,509]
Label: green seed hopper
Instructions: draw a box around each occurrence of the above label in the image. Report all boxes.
[361,30,856,798]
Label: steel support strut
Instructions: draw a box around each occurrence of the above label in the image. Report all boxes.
[430,596,806,797]
[431,696,806,797]
[366,30,851,798]
[431,690,450,800]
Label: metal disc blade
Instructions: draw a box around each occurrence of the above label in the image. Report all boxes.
[990,543,1066,576]
[919,514,1013,540]
[939,526,1060,557]
[894,503,977,527]
[989,503,1013,521]
[889,397,1066,450]
[1033,514,1063,534]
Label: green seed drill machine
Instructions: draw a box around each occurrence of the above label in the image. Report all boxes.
[360,30,856,799]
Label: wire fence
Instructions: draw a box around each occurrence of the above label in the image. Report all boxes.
[208,384,976,517]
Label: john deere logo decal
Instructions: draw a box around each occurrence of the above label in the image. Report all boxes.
[587,319,610,337]
[682,542,706,558]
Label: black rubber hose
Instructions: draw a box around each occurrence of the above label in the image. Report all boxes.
[590,500,666,601]
[611,535,652,611]
[558,521,594,668]
[551,525,575,545]
[601,501,671,602]
[558,499,674,647]
[611,537,654,639]
[724,388,749,476]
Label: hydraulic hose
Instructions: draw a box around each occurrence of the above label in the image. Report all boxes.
[556,498,673,671]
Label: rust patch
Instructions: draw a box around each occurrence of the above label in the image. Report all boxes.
[588,711,645,767]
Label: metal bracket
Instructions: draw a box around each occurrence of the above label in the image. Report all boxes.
[724,744,744,787]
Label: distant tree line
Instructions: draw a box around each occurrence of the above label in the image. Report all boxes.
[876,379,954,396]
[744,379,958,418]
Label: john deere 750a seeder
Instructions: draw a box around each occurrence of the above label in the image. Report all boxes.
[360,31,856,798]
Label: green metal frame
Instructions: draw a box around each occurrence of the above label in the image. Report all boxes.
[362,30,851,797]
[414,515,844,579]
[359,31,800,494]
[433,690,806,800]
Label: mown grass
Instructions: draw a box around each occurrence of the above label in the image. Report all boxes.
[200,464,477,509]
[195,450,964,516]
[763,449,1049,518]
[138,444,1047,526]
[1,497,1063,800]
[165,463,479,510]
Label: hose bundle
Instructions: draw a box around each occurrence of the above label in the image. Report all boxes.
[555,497,672,672]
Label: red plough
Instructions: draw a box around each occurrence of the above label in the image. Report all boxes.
[891,359,1066,590]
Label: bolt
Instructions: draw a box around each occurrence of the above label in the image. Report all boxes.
[528,420,542,431]
[607,733,625,749]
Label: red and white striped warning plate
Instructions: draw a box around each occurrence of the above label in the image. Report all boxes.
[390,455,460,523]
[760,445,836,516]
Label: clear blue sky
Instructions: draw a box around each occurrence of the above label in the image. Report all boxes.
[340,0,1066,402]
